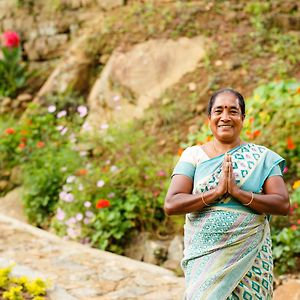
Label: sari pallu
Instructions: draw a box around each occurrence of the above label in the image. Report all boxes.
[180,143,285,300]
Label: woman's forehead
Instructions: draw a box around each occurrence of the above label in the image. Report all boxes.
[213,92,240,107]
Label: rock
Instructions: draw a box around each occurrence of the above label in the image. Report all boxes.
[188,82,197,91]
[0,214,185,299]
[97,0,124,10]
[34,29,102,100]
[24,34,69,61]
[0,187,27,223]
[273,279,300,300]
[17,93,33,102]
[167,235,183,261]
[85,36,207,128]
[1,97,12,107]
[143,240,168,265]
[10,166,23,185]
[124,232,151,261]
[0,180,9,191]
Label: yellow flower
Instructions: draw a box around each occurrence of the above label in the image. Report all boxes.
[293,180,300,190]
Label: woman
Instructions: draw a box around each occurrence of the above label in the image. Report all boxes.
[164,88,290,300]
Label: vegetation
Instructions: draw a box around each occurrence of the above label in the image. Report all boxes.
[0,265,48,300]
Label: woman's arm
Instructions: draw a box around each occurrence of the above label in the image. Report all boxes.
[164,158,230,215]
[164,175,221,215]
[230,175,290,216]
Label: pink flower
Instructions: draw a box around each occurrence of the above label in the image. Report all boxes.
[283,167,288,174]
[77,105,88,118]
[2,31,20,48]
[56,208,65,221]
[157,170,166,177]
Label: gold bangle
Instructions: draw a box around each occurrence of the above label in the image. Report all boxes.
[244,192,254,206]
[201,192,209,206]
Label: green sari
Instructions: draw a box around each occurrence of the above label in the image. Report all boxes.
[172,143,285,300]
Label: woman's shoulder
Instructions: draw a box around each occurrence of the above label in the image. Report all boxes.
[180,145,209,165]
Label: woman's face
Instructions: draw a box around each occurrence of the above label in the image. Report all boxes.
[208,92,244,142]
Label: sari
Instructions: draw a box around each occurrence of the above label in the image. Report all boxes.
[172,143,285,300]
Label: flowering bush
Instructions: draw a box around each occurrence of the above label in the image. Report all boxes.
[272,182,300,274]
[0,265,48,300]
[0,31,32,98]
[0,102,87,226]
[51,124,173,253]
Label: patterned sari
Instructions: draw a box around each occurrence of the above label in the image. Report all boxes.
[173,143,285,300]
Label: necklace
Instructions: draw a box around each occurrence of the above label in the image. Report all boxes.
[212,139,242,156]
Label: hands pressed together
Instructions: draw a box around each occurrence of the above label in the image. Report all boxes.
[215,153,240,199]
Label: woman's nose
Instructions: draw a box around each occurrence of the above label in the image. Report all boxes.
[220,111,230,120]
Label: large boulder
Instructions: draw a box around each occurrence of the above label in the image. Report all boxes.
[84,36,207,129]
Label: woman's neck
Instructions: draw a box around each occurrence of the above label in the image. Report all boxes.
[213,138,242,154]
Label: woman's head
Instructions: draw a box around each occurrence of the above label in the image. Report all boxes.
[207,88,245,118]
[207,88,245,142]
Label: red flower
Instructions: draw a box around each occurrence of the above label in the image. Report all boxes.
[96,199,110,209]
[297,219,300,225]
[2,31,20,48]
[157,170,166,177]
[76,169,88,176]
[5,128,15,134]
[253,130,261,138]
[249,117,254,124]
[36,141,45,148]
[287,137,296,150]
[290,224,297,231]
[177,148,183,156]
[18,143,26,150]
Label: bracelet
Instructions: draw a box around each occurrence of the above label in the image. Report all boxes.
[201,192,209,206]
[244,192,254,206]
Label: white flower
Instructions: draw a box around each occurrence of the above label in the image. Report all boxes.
[57,110,67,118]
[97,180,105,188]
[84,201,91,208]
[64,193,74,203]
[79,151,87,157]
[56,125,64,131]
[48,105,56,113]
[83,218,90,225]
[78,184,84,191]
[113,95,120,102]
[110,165,118,173]
[115,106,122,111]
[82,122,92,132]
[76,213,83,221]
[77,105,88,118]
[66,176,76,183]
[108,192,115,198]
[85,211,94,218]
[61,167,67,172]
[100,123,109,130]
[56,208,65,221]
[61,127,68,135]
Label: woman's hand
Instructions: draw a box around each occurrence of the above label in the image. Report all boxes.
[227,154,240,197]
[215,154,229,197]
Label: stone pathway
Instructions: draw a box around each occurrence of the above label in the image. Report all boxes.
[0,214,185,300]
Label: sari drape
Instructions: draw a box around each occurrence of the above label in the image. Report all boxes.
[176,143,285,300]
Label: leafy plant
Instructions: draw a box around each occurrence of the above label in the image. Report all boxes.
[0,31,32,98]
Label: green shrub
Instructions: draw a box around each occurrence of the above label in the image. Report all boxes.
[272,184,300,274]
[51,124,173,253]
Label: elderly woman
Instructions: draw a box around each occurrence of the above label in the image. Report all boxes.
[164,88,290,300]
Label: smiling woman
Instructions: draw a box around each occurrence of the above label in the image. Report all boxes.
[164,88,290,300]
